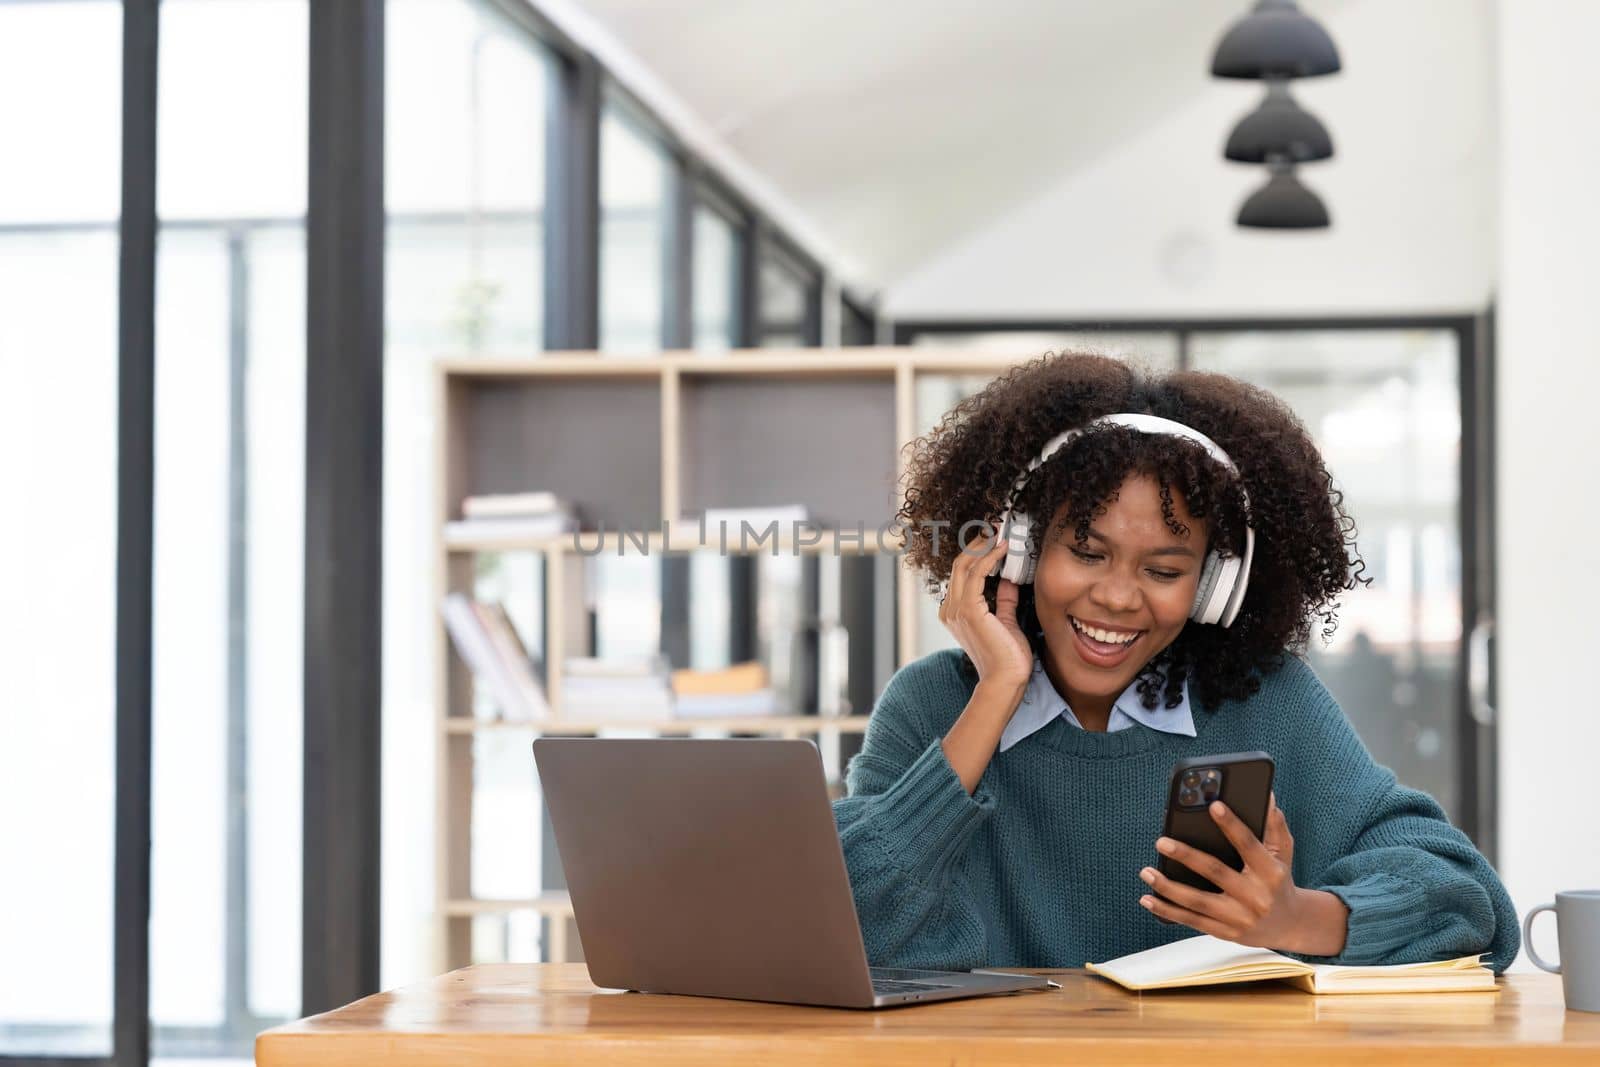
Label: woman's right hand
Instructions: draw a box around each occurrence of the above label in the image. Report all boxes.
[939,521,1034,696]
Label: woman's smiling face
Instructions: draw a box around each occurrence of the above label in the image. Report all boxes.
[1031,473,1209,718]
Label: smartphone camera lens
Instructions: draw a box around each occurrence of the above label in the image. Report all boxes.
[1179,767,1228,808]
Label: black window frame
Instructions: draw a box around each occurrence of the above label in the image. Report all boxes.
[840,287,879,346]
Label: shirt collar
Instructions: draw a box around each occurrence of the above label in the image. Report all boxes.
[998,656,1195,752]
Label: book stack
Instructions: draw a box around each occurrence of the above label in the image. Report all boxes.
[445,491,580,545]
[670,661,783,719]
[562,654,674,720]
[441,594,549,721]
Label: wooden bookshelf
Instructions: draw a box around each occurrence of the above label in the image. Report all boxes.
[443,527,902,555]
[442,893,575,918]
[442,715,872,736]
[432,346,1030,972]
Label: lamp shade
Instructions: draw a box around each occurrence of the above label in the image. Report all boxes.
[1236,163,1330,228]
[1211,0,1341,79]
[1225,80,1333,163]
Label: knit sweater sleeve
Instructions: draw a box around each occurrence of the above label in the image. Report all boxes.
[829,655,995,970]
[1280,668,1521,973]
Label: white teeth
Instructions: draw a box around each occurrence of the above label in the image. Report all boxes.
[1071,616,1140,645]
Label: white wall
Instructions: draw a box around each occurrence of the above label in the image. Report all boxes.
[1495,0,1600,962]
[885,0,1497,320]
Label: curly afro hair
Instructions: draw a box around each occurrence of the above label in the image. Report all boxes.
[896,351,1371,712]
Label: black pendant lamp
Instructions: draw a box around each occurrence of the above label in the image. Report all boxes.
[1225,79,1333,163]
[1236,160,1329,229]
[1212,0,1341,79]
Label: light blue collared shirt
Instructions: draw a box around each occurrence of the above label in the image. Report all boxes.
[997,656,1196,752]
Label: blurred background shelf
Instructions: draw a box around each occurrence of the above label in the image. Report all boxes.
[443,528,902,555]
[442,894,574,918]
[432,348,1034,972]
[442,894,578,968]
[442,715,872,735]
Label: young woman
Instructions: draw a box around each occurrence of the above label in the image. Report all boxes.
[832,352,1519,972]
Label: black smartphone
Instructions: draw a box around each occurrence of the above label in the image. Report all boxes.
[1154,751,1275,914]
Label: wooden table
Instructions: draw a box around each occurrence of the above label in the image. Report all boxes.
[256,963,1600,1066]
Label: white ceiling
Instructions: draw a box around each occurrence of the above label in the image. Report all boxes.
[565,0,1333,291]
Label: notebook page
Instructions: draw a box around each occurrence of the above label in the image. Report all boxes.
[1309,953,1487,978]
[1306,955,1494,993]
[1089,935,1300,988]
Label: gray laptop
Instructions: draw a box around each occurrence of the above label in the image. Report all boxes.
[532,736,1051,1009]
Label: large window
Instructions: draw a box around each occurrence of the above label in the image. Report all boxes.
[384,0,555,988]
[757,242,818,347]
[692,199,741,350]
[599,104,670,352]
[909,328,1180,367]
[388,0,548,355]
[0,2,122,1054]
[150,0,309,1059]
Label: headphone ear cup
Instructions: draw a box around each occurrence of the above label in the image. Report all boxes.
[1215,554,1247,627]
[1208,555,1242,627]
[1000,513,1033,584]
[1190,551,1223,623]
[1218,526,1255,627]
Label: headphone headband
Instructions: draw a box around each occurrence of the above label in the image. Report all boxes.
[1002,412,1246,513]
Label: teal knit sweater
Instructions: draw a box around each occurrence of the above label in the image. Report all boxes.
[831,647,1520,973]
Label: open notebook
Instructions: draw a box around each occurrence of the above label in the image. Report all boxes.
[1086,934,1494,994]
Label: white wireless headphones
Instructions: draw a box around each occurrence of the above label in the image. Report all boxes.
[986,412,1256,627]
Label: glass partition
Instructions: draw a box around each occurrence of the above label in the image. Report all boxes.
[0,1,123,1057]
[1191,328,1465,820]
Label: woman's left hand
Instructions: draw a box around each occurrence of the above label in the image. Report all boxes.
[1138,794,1350,957]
